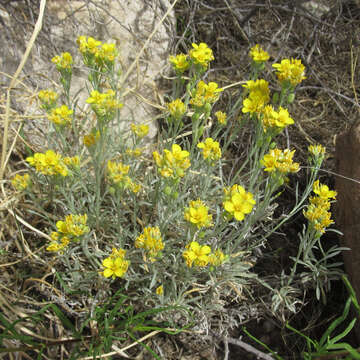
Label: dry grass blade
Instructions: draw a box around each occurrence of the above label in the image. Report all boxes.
[0,0,47,181]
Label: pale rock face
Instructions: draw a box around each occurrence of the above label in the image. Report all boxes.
[1,0,175,149]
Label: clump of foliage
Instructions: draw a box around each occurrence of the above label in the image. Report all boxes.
[8,37,346,358]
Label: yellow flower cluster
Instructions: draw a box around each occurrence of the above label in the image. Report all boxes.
[130,123,149,138]
[189,42,214,69]
[215,111,227,125]
[11,173,30,191]
[96,43,118,63]
[190,81,223,108]
[63,156,80,168]
[107,160,141,193]
[167,99,187,120]
[77,36,118,65]
[304,180,337,233]
[249,44,270,62]
[83,130,100,148]
[57,214,89,237]
[48,105,73,126]
[38,89,58,108]
[169,54,190,73]
[313,180,337,199]
[77,36,101,54]
[86,90,123,117]
[26,150,69,177]
[261,105,294,132]
[135,226,164,261]
[242,79,270,114]
[308,144,326,158]
[261,148,300,174]
[223,184,256,221]
[47,214,89,252]
[51,52,73,69]
[101,248,130,279]
[107,160,129,182]
[183,241,225,268]
[272,58,306,86]
[208,249,226,267]
[184,199,213,229]
[197,137,222,163]
[47,232,70,253]
[125,147,143,158]
[153,144,190,178]
[169,42,214,73]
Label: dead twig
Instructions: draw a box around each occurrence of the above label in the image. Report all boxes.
[225,336,276,360]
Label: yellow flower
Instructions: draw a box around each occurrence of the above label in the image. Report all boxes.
[107,161,139,193]
[156,285,164,295]
[308,144,326,158]
[184,199,213,229]
[223,184,256,221]
[197,137,221,163]
[77,36,102,55]
[167,99,187,119]
[83,130,100,147]
[304,202,334,234]
[242,79,270,114]
[56,214,89,238]
[272,58,306,86]
[26,150,68,177]
[101,250,130,279]
[153,144,190,179]
[86,90,123,117]
[96,42,118,63]
[11,174,30,191]
[46,234,70,252]
[38,89,58,108]
[107,160,130,184]
[190,81,223,107]
[249,44,270,62]
[312,180,337,200]
[109,247,127,259]
[135,226,164,260]
[129,180,142,194]
[48,105,73,126]
[215,111,227,125]
[125,148,143,157]
[167,144,187,161]
[208,249,226,266]
[63,156,80,167]
[169,54,190,72]
[242,79,270,93]
[189,43,214,69]
[130,123,149,138]
[261,105,294,131]
[261,148,300,174]
[183,241,212,267]
[51,52,73,69]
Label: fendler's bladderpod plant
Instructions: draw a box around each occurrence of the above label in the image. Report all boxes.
[10,38,344,356]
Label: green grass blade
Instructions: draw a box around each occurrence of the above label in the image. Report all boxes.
[319,297,351,348]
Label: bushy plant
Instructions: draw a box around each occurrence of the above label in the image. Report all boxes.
[9,37,345,356]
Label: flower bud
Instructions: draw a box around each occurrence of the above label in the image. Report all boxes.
[204,103,212,114]
[287,93,295,104]
[164,186,172,196]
